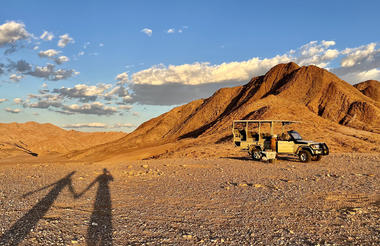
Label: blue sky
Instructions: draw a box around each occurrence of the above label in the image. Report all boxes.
[0,0,379,131]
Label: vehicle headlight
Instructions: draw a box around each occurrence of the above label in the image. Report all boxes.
[311,144,320,149]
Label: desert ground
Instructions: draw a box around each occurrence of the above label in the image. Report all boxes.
[0,149,379,245]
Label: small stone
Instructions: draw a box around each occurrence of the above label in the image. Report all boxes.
[91,222,98,226]
[183,234,193,239]
[142,165,149,169]
[71,240,78,244]
[239,183,248,187]
[254,184,263,188]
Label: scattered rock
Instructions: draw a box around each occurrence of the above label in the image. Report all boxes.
[183,234,193,239]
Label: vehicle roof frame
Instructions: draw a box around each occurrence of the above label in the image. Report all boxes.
[232,120,301,136]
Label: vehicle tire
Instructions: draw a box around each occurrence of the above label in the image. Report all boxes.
[311,155,322,161]
[299,150,311,163]
[251,149,262,160]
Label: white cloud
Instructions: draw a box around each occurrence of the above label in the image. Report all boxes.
[118,105,132,110]
[104,85,130,104]
[131,55,291,86]
[111,123,135,128]
[0,98,7,103]
[62,102,118,115]
[99,43,104,47]
[62,122,107,129]
[340,68,380,83]
[322,40,335,47]
[62,122,135,129]
[167,28,175,34]
[141,28,152,37]
[332,42,380,82]
[321,49,339,60]
[52,83,112,102]
[33,46,39,50]
[5,108,21,113]
[9,74,24,82]
[40,31,54,41]
[57,33,74,47]
[341,43,377,67]
[55,56,69,64]
[27,64,79,81]
[115,72,129,84]
[25,93,62,109]
[38,49,69,64]
[13,98,23,104]
[39,49,60,57]
[7,59,32,73]
[126,40,358,105]
[295,40,339,67]
[78,51,85,56]
[0,21,30,47]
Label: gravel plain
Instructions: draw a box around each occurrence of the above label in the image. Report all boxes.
[0,153,379,245]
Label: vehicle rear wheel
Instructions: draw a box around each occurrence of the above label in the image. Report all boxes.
[251,149,262,160]
[311,155,322,161]
[299,150,311,163]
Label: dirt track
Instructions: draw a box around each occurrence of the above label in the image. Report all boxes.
[0,153,379,245]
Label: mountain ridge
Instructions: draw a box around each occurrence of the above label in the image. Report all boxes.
[65,62,380,161]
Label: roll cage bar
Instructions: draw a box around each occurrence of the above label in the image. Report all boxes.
[232,120,301,136]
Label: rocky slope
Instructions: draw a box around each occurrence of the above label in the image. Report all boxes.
[0,122,127,158]
[68,62,380,161]
[354,80,380,102]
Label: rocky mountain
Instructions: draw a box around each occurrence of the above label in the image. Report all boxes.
[67,62,380,161]
[354,80,380,102]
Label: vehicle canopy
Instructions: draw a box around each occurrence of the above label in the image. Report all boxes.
[232,120,300,136]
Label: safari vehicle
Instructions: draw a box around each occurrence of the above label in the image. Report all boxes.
[232,120,329,162]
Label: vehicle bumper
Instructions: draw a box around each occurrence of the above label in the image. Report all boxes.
[312,143,329,155]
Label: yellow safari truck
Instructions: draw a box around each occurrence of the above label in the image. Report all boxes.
[232,120,329,162]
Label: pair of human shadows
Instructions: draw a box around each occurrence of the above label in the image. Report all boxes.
[0,171,77,246]
[0,169,114,246]
[76,168,114,246]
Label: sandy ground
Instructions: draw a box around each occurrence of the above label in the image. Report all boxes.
[0,153,379,245]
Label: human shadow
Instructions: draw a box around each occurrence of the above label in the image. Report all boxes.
[0,171,77,246]
[76,168,114,246]
[221,156,257,161]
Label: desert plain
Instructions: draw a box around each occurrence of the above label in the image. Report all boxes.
[0,151,379,245]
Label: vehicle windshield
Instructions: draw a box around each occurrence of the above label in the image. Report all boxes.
[288,130,302,140]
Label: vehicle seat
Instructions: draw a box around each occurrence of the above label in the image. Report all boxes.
[279,133,288,140]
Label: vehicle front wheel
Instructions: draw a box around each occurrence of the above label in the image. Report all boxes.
[311,155,322,161]
[251,149,262,160]
[299,150,311,163]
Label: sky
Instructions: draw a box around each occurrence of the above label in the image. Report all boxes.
[0,0,379,132]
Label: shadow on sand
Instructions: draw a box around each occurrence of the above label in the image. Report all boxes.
[76,168,114,246]
[0,171,77,246]
[0,168,115,246]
